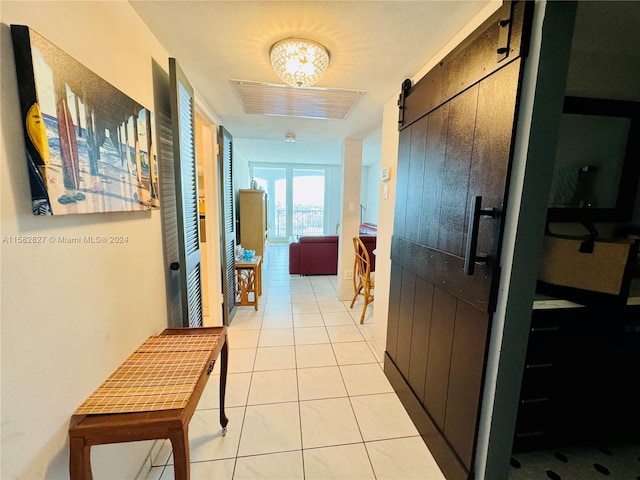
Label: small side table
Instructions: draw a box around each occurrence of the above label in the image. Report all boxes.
[235,255,262,310]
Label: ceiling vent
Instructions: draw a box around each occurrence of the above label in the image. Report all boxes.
[231,80,366,120]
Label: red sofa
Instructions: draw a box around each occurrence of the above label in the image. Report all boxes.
[289,235,376,275]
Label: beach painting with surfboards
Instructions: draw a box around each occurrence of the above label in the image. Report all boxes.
[11,25,159,215]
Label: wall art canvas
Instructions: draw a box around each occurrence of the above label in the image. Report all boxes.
[11,25,159,215]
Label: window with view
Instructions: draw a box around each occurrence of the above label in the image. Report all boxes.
[251,166,326,240]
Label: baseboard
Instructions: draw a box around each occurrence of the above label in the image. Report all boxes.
[383,353,471,480]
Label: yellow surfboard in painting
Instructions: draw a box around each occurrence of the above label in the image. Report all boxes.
[26,102,50,165]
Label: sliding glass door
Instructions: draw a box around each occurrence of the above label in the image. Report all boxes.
[292,169,324,236]
[252,166,327,241]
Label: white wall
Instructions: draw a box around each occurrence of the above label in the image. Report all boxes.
[234,147,251,191]
[1,2,173,478]
[327,165,343,234]
[337,139,363,300]
[359,161,380,225]
[370,99,399,357]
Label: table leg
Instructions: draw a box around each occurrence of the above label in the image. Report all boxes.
[69,437,93,480]
[219,333,229,435]
[257,262,262,296]
[169,427,190,480]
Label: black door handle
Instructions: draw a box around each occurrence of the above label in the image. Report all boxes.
[464,196,498,275]
[170,262,180,271]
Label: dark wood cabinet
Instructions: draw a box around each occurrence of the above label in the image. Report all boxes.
[513,302,640,452]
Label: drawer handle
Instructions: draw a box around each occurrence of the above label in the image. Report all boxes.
[525,363,554,369]
[521,397,550,404]
[531,326,560,333]
[516,431,544,438]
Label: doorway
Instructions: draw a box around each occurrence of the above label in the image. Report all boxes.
[252,165,328,240]
[195,110,223,326]
[508,1,640,477]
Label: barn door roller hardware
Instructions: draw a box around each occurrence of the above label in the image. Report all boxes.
[397,78,412,129]
[497,1,515,61]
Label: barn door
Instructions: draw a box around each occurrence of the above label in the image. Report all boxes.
[169,58,202,328]
[384,2,532,479]
[218,126,236,325]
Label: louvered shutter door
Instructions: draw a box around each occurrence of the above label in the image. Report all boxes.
[169,58,202,328]
[219,126,236,324]
[157,104,183,327]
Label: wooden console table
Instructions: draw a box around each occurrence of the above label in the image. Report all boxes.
[235,255,262,310]
[68,326,228,480]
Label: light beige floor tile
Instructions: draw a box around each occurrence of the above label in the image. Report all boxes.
[289,285,315,294]
[321,311,356,326]
[318,301,349,313]
[198,372,251,409]
[265,294,292,305]
[150,439,172,467]
[167,407,244,463]
[233,451,304,479]
[366,437,445,479]
[295,344,337,368]
[263,304,293,317]
[266,287,291,295]
[190,459,235,479]
[300,397,362,448]
[357,323,374,340]
[366,340,384,363]
[259,328,294,347]
[292,302,320,314]
[313,290,339,300]
[237,402,302,456]
[181,246,438,479]
[350,393,419,441]
[228,329,260,349]
[212,348,255,374]
[229,315,263,331]
[332,342,377,365]
[311,282,336,291]
[247,369,298,405]
[326,325,365,343]
[144,465,165,480]
[291,293,319,304]
[253,345,296,371]
[293,313,325,328]
[159,459,236,480]
[339,363,393,396]
[261,315,294,329]
[234,307,264,318]
[297,366,347,400]
[303,444,375,480]
[294,326,330,345]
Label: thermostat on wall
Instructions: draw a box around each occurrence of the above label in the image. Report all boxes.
[380,167,391,182]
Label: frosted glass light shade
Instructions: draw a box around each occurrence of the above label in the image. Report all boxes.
[270,38,330,87]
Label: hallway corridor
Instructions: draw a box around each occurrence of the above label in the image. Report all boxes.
[145,244,445,479]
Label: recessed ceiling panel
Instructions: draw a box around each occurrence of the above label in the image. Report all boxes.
[231,80,366,120]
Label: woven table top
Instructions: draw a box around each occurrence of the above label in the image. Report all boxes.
[74,334,221,415]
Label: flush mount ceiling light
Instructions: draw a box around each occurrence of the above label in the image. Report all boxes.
[270,38,330,87]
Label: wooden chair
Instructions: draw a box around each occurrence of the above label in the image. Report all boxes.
[350,236,375,324]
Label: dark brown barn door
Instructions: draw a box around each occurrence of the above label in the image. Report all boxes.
[384,3,532,479]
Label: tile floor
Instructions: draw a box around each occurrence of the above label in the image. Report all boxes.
[145,244,445,479]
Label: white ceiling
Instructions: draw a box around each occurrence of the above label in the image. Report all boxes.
[129,1,492,165]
